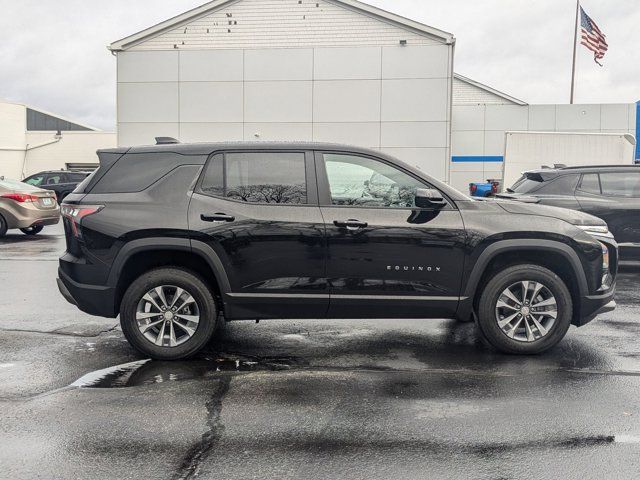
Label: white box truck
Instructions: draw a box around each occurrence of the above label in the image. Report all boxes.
[502,131,636,189]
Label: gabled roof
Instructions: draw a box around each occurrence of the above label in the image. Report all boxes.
[454,73,527,106]
[109,0,455,51]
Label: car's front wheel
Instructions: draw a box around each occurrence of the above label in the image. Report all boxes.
[120,268,218,360]
[476,264,573,354]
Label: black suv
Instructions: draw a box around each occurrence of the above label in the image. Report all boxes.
[23,170,92,202]
[498,165,640,261]
[57,142,617,360]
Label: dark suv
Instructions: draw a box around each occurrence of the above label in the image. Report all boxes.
[498,165,640,261]
[57,141,617,360]
[23,170,91,203]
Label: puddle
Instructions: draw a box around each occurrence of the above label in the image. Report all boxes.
[71,353,307,388]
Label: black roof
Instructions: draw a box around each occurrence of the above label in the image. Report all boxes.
[524,164,640,180]
[99,141,391,157]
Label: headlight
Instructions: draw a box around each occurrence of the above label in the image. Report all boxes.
[578,225,614,241]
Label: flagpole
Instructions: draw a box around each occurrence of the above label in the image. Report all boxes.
[570,0,580,104]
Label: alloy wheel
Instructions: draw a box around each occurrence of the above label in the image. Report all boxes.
[135,285,200,347]
[495,281,558,343]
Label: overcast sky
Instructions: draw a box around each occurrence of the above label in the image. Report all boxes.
[1,0,638,131]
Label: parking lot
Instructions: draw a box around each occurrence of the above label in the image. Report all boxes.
[1,222,639,479]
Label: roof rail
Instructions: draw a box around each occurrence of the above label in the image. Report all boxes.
[560,164,640,170]
[155,137,180,145]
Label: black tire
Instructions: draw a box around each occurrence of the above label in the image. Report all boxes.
[20,225,44,235]
[476,264,573,355]
[0,214,7,237]
[120,268,218,360]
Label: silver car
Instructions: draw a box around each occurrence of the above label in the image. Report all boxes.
[0,177,60,236]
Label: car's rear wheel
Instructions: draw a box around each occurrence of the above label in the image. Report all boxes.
[0,215,7,237]
[476,264,573,354]
[120,268,218,360]
[20,225,44,235]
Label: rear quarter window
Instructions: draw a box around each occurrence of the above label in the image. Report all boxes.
[90,152,188,194]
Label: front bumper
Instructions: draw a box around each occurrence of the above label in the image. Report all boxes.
[575,289,616,327]
[57,268,118,318]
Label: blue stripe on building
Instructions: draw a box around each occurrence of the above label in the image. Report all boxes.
[451,156,504,163]
[636,101,640,161]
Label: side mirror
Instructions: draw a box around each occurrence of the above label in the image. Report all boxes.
[415,188,446,209]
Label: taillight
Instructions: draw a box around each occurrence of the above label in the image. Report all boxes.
[491,182,499,194]
[469,184,478,195]
[61,204,104,237]
[1,193,40,203]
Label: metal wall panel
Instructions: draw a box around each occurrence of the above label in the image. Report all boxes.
[312,122,380,148]
[485,105,528,131]
[313,80,381,122]
[179,82,244,122]
[179,50,243,81]
[244,81,313,123]
[244,48,313,81]
[381,78,448,122]
[381,122,448,148]
[118,83,179,123]
[528,105,556,131]
[382,45,449,79]
[381,147,448,181]
[601,104,630,130]
[118,123,180,147]
[118,51,179,83]
[452,105,485,131]
[244,123,313,141]
[556,104,602,130]
[313,47,382,80]
[451,131,484,156]
[180,123,244,143]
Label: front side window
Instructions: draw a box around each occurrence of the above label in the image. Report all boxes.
[201,152,307,205]
[323,154,426,208]
[599,172,640,197]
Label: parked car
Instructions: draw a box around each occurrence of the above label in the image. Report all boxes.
[0,177,60,236]
[23,170,92,203]
[497,165,640,261]
[57,141,617,360]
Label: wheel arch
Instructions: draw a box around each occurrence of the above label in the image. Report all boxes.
[108,238,231,315]
[458,240,588,324]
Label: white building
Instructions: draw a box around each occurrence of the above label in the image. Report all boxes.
[0,98,117,180]
[110,0,638,191]
[110,0,456,182]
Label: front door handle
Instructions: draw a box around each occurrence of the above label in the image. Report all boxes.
[333,219,368,230]
[201,213,236,223]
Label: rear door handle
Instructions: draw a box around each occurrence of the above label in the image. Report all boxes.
[333,219,368,230]
[201,213,236,223]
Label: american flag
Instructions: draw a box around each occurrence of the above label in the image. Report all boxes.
[580,6,608,66]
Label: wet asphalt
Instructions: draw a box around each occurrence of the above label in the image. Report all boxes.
[1,223,639,479]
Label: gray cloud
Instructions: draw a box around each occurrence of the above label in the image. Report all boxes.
[1,0,637,131]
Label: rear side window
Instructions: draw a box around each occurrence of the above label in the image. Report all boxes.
[200,152,307,205]
[67,173,88,182]
[600,173,640,197]
[577,174,601,194]
[509,176,543,193]
[91,152,185,194]
[533,175,579,195]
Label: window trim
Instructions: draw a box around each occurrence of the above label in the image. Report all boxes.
[314,150,456,211]
[196,149,318,207]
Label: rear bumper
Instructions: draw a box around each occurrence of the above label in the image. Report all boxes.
[1,203,59,229]
[57,268,118,318]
